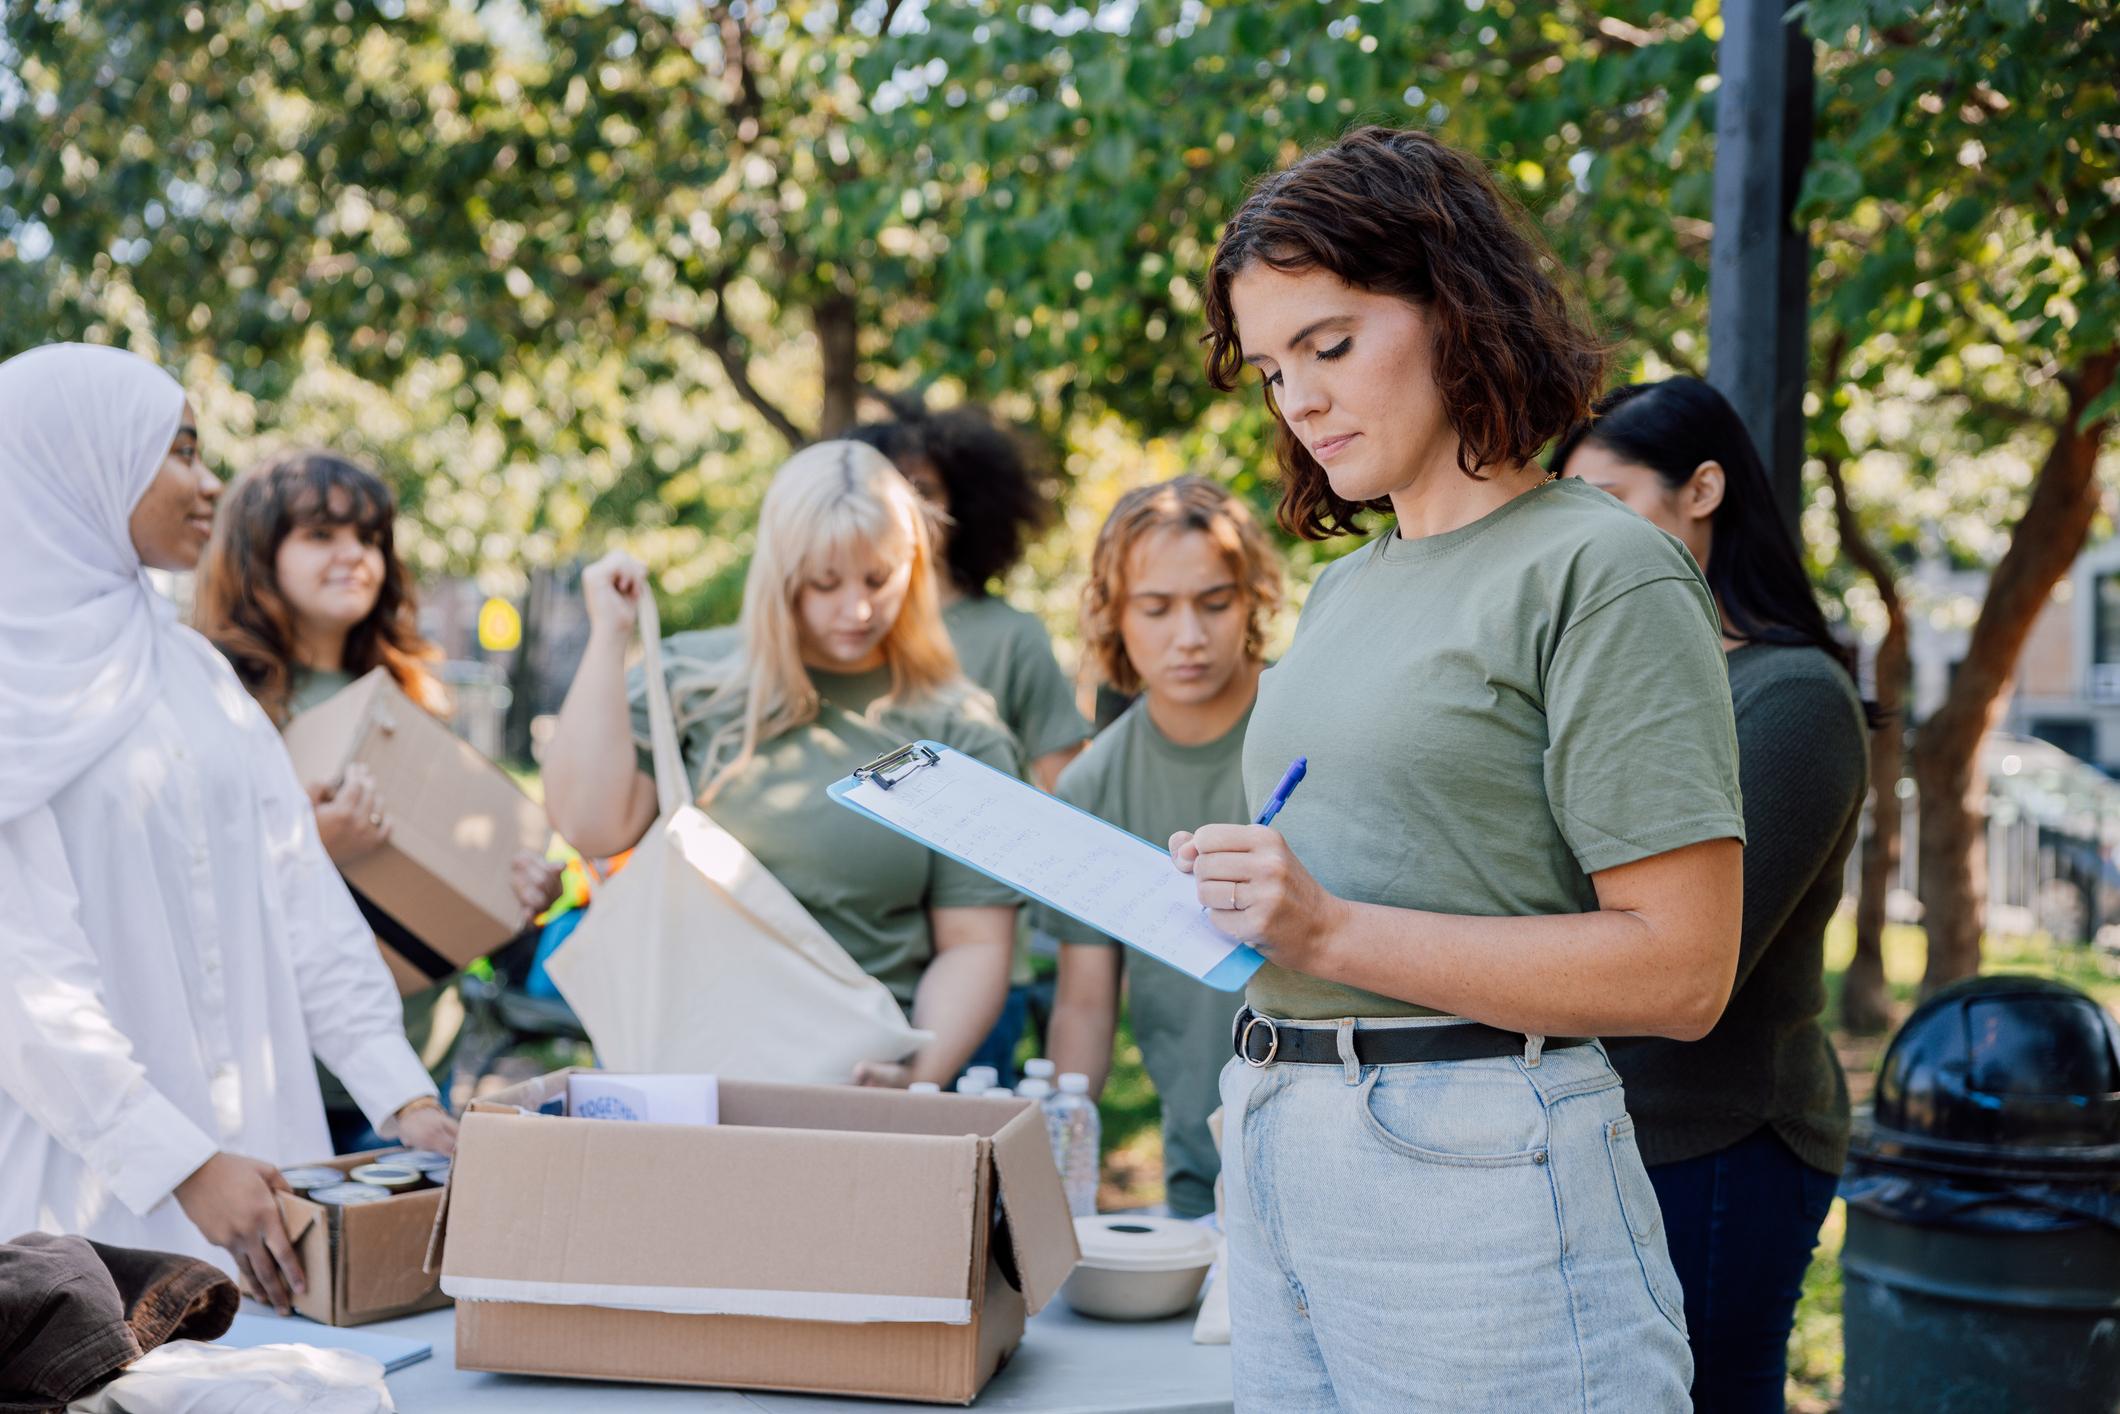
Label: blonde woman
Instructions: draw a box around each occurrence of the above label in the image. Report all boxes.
[543,441,1020,1086]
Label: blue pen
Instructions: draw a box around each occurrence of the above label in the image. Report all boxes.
[1255,756,1307,827]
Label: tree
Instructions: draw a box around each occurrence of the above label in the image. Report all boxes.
[1802,0,2119,991]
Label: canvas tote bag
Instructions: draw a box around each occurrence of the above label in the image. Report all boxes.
[545,590,931,1081]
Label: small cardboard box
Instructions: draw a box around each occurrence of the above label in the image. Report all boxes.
[428,1070,1081,1405]
[281,668,550,993]
[274,1150,450,1326]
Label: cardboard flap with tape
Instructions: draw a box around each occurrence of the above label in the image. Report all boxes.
[281,668,551,990]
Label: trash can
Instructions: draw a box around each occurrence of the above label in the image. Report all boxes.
[1841,975,2120,1414]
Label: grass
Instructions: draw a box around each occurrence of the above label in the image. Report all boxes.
[1091,916,2120,1411]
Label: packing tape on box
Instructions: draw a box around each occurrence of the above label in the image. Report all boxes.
[438,1276,974,1326]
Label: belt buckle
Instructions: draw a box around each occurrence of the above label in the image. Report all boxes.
[1240,1014,1280,1068]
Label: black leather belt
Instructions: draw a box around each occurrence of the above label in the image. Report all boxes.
[1231,1006,1591,1067]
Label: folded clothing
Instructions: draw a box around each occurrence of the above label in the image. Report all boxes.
[65,1342,393,1414]
[0,1233,237,1414]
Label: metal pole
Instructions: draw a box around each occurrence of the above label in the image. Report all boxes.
[1708,0,1814,539]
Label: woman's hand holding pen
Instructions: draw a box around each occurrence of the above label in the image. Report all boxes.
[1171,824,1345,973]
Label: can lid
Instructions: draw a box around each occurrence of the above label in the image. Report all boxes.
[1072,1215,1218,1273]
[310,1182,391,1205]
[279,1166,346,1191]
[347,1163,422,1189]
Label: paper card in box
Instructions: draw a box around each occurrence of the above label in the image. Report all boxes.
[280,668,550,988]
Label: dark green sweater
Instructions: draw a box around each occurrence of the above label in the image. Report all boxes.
[1607,643,1867,1174]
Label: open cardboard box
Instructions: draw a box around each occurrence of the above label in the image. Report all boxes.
[427,1070,1080,1405]
[281,668,551,993]
[274,1149,450,1327]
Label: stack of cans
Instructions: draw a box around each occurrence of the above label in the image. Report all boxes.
[281,1148,453,1206]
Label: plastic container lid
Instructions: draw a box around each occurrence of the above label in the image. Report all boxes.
[1015,1078,1053,1100]
[1023,1059,1056,1080]
[1073,1216,1219,1273]
[1058,1072,1091,1095]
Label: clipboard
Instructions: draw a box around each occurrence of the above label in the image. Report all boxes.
[827,741,1265,992]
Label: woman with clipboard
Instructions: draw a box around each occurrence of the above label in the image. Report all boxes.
[541,440,1020,1089]
[1177,129,1745,1408]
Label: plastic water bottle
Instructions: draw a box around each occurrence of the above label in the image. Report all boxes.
[1047,1073,1101,1216]
[1022,1058,1056,1082]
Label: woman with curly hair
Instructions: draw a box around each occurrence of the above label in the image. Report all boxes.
[850,404,1089,789]
[1041,476,1283,1219]
[1178,127,1745,1407]
[195,449,559,1150]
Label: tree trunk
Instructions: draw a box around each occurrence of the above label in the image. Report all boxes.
[1843,614,1906,1033]
[815,293,860,437]
[1820,431,1907,1033]
[503,566,548,766]
[1912,348,2118,994]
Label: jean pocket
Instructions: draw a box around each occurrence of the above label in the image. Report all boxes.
[1357,1065,1551,1168]
[1604,1116,1687,1335]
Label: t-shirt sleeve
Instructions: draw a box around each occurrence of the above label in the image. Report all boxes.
[1028,761,1118,948]
[926,724,1029,911]
[1005,616,1091,761]
[1542,575,1747,875]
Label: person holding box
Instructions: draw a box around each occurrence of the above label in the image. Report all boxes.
[194,448,562,1151]
[1179,128,1746,1408]
[1041,476,1282,1220]
[0,344,449,1312]
[543,440,1019,1088]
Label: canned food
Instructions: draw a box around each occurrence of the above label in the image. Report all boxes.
[346,1163,423,1193]
[308,1182,391,1207]
[421,1162,450,1186]
[398,1149,450,1169]
[279,1166,346,1195]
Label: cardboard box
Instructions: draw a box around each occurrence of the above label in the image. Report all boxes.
[281,668,551,993]
[274,1150,450,1326]
[428,1070,1080,1405]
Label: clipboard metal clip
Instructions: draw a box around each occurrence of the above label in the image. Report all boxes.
[853,742,940,791]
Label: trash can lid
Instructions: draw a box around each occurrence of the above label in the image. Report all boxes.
[1858,974,2120,1183]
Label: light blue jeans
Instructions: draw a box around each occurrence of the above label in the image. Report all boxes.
[1218,1027,1693,1412]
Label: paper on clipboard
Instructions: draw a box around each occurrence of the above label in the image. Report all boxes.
[828,741,1264,992]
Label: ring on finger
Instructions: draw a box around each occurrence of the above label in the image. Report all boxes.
[1227,881,1241,912]
[369,812,383,827]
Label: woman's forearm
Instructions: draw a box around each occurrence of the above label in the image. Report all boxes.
[1047,944,1120,1094]
[1307,841,1743,1041]
[907,934,1013,1086]
[543,627,654,856]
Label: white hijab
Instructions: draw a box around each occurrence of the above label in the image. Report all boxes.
[0,343,187,825]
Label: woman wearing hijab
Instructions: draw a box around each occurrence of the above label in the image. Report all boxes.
[0,344,454,1313]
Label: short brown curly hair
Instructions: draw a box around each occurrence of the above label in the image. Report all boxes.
[1202,126,1606,540]
[1082,476,1283,695]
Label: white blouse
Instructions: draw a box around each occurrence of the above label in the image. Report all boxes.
[0,623,434,1271]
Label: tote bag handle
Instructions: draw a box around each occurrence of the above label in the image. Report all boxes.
[633,586,691,820]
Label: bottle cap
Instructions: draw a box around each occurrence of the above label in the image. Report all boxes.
[1015,1078,1052,1100]
[965,1066,1000,1088]
[954,1077,989,1095]
[1059,1072,1091,1094]
[1023,1059,1056,1079]
[907,1081,942,1093]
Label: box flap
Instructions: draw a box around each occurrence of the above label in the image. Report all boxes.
[987,1105,1080,1314]
[440,1106,985,1323]
[340,1189,446,1314]
[280,668,384,789]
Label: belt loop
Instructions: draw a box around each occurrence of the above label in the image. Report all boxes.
[1337,1018,1361,1084]
[1523,1033,1545,1068]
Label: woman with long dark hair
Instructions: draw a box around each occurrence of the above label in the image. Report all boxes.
[1554,378,1867,1413]
[1177,127,1745,1408]
[196,449,560,1151]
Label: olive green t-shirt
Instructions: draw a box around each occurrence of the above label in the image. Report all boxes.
[290,667,457,1118]
[630,632,1023,1010]
[1242,478,1746,1021]
[1032,699,1253,1219]
[943,595,1090,762]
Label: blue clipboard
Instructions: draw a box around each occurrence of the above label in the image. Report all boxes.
[828,741,1264,992]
